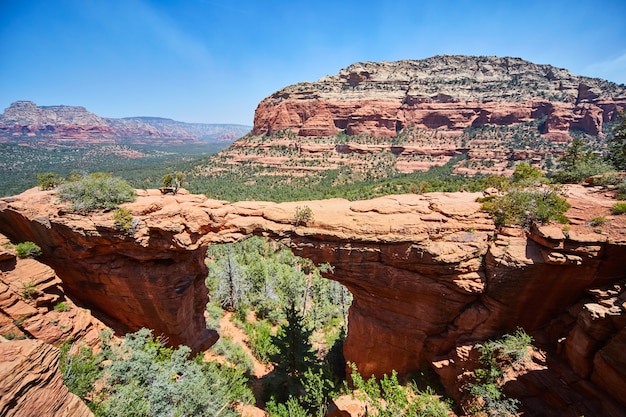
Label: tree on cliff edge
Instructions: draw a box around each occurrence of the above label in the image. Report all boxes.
[608,110,626,170]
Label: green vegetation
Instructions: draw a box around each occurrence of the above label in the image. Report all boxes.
[206,237,350,331]
[60,329,254,416]
[618,181,626,200]
[551,138,614,183]
[294,205,314,226]
[589,216,608,226]
[37,172,63,190]
[466,328,534,417]
[479,163,570,227]
[21,280,37,299]
[57,172,136,213]
[112,207,136,233]
[211,336,255,372]
[607,110,626,170]
[243,319,277,363]
[59,343,101,399]
[612,202,626,215]
[161,172,185,194]
[0,142,228,198]
[349,363,450,417]
[510,162,544,185]
[206,237,349,415]
[54,302,71,312]
[188,154,490,203]
[15,241,42,258]
[481,188,570,227]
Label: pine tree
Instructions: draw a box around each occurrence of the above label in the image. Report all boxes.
[267,302,318,400]
[608,111,626,170]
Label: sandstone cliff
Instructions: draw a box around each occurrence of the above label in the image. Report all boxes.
[0,101,250,145]
[0,339,93,417]
[0,186,625,415]
[253,56,626,139]
[199,56,626,181]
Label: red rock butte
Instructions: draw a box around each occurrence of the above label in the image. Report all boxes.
[1,185,626,415]
[252,56,626,139]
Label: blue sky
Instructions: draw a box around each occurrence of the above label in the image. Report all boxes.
[1,0,625,125]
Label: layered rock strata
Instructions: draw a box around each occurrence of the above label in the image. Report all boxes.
[0,185,625,413]
[253,56,626,138]
[0,338,93,417]
[0,234,110,347]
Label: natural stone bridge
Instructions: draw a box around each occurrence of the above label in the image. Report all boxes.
[1,187,625,412]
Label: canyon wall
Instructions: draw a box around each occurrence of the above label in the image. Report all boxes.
[1,186,625,414]
[252,56,626,139]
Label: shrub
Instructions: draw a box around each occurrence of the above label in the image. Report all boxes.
[54,302,71,312]
[612,202,626,215]
[551,138,614,183]
[244,319,278,363]
[161,172,185,194]
[510,162,544,184]
[294,205,314,226]
[112,207,137,233]
[348,363,450,417]
[482,174,510,191]
[36,172,63,190]
[607,110,626,170]
[465,328,533,417]
[211,336,254,372]
[21,280,37,299]
[15,241,42,258]
[589,216,607,226]
[617,179,626,200]
[59,343,101,399]
[57,173,136,213]
[481,188,570,227]
[85,328,254,416]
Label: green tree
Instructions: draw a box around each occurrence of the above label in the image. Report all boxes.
[212,248,249,312]
[608,110,626,170]
[510,162,544,184]
[36,172,63,190]
[267,303,318,401]
[95,328,253,416]
[552,138,613,183]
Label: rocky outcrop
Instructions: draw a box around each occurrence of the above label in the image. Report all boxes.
[0,101,250,145]
[0,234,110,347]
[0,185,625,414]
[253,56,626,138]
[0,338,93,417]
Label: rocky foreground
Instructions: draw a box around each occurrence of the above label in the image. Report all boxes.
[0,186,625,415]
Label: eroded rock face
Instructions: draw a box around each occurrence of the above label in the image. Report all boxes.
[252,56,626,138]
[0,234,110,347]
[0,185,625,413]
[0,339,93,417]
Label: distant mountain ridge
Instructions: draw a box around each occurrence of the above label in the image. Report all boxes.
[0,101,251,145]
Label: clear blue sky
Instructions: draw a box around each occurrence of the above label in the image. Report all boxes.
[1,0,625,125]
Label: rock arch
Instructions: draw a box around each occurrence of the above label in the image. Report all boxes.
[1,187,625,383]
